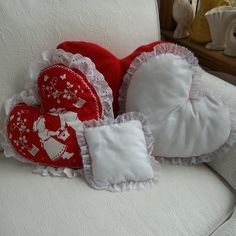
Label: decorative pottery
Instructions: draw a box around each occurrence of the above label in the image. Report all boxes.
[172,0,194,39]
[205,6,236,50]
[224,18,236,56]
[189,0,231,44]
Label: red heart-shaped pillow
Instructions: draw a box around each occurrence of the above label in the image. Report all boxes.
[57,41,164,115]
[4,49,113,169]
[7,104,82,168]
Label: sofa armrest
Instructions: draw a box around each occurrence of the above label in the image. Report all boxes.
[211,207,236,236]
[209,145,236,191]
[201,70,236,191]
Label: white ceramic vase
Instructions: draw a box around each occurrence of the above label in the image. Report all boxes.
[205,6,236,50]
[173,0,194,39]
[224,18,236,57]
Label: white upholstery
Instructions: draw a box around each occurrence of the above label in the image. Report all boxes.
[212,207,236,236]
[202,71,236,191]
[0,0,160,126]
[0,0,236,235]
[0,156,235,236]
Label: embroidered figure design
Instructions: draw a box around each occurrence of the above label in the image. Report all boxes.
[33,117,73,161]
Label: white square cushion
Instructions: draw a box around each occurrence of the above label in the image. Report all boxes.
[77,112,160,191]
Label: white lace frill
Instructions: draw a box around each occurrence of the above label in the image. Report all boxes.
[32,165,82,178]
[119,43,201,115]
[29,49,114,119]
[77,112,161,192]
[118,43,236,165]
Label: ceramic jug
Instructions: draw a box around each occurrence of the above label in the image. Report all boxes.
[205,6,236,50]
[224,18,236,56]
[189,0,231,43]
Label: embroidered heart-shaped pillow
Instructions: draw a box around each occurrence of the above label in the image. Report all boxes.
[30,49,113,120]
[3,49,113,169]
[119,43,236,164]
[38,64,102,121]
[7,104,82,168]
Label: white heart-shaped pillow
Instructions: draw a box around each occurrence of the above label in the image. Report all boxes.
[119,43,236,164]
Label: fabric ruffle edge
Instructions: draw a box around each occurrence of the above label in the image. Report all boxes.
[29,48,114,120]
[118,42,236,165]
[32,165,82,178]
[119,43,202,115]
[77,112,161,192]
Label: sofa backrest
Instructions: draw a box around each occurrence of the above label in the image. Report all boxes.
[0,0,160,126]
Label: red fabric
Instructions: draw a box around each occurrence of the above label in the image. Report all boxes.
[7,104,82,168]
[57,41,164,115]
[7,64,104,168]
[38,64,102,121]
[7,41,165,169]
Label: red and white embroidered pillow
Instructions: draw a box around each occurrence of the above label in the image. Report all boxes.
[119,43,236,164]
[2,49,113,172]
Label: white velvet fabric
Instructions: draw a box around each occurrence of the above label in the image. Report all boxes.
[0,156,235,236]
[85,121,153,187]
[126,54,231,157]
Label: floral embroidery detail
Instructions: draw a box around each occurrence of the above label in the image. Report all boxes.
[8,109,34,156]
[41,73,86,107]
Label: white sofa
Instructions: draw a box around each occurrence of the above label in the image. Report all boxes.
[0,1,235,235]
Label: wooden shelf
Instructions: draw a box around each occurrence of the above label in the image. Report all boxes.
[161,30,236,81]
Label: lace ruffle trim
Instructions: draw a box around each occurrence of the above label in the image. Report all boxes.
[32,165,82,178]
[119,43,202,114]
[29,49,114,119]
[77,112,160,192]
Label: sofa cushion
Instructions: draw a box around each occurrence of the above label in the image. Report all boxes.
[0,155,235,236]
[211,207,236,236]
[202,71,236,191]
